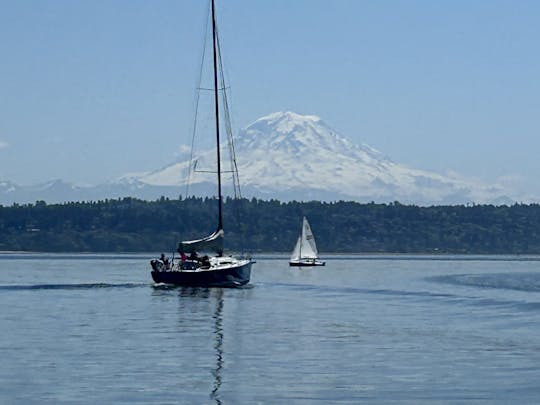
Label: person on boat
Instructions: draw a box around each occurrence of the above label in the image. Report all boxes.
[177,246,187,262]
[160,253,170,270]
[189,251,198,261]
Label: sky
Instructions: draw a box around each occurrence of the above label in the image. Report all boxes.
[1,0,539,196]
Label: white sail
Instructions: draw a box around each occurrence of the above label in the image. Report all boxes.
[290,236,302,261]
[300,217,318,259]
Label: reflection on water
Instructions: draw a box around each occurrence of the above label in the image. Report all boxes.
[178,287,212,298]
[211,289,224,405]
[152,286,225,404]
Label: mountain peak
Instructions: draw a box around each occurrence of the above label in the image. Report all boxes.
[238,110,385,163]
[251,111,322,134]
[257,111,322,122]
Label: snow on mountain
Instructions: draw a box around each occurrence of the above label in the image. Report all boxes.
[132,111,514,205]
[0,111,521,205]
[0,180,18,193]
[0,179,78,205]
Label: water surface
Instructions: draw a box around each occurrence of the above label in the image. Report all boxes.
[1,253,539,404]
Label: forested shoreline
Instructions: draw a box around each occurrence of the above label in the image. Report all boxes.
[1,197,540,254]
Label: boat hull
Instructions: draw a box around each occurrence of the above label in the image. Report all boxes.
[151,260,252,287]
[289,260,326,267]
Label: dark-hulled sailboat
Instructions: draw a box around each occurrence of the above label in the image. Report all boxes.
[150,0,253,287]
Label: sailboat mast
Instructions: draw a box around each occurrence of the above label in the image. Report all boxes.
[211,0,223,230]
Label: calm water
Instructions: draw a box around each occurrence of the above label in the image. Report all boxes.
[1,253,540,404]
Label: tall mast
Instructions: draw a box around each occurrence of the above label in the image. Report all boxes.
[211,0,223,231]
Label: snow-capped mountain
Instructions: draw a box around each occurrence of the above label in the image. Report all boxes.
[128,111,514,205]
[0,111,521,205]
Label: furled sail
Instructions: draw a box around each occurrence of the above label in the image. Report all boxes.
[300,217,318,259]
[178,229,224,254]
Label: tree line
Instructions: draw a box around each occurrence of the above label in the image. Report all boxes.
[1,197,540,254]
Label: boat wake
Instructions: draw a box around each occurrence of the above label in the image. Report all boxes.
[428,272,540,293]
[0,282,147,291]
[260,280,540,313]
[261,281,457,300]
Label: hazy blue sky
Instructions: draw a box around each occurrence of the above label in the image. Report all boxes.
[1,0,539,194]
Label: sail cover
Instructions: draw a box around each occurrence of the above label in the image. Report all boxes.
[301,217,318,259]
[178,229,224,254]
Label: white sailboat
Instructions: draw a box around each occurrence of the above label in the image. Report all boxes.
[289,217,325,267]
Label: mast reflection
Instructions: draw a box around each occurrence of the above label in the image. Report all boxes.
[210,288,224,404]
[174,287,224,404]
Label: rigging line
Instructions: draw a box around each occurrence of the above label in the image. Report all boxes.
[197,86,231,91]
[186,0,211,199]
[194,170,236,174]
[216,30,247,254]
[217,32,242,200]
[215,29,236,192]
[216,31,242,201]
[225,97,241,199]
